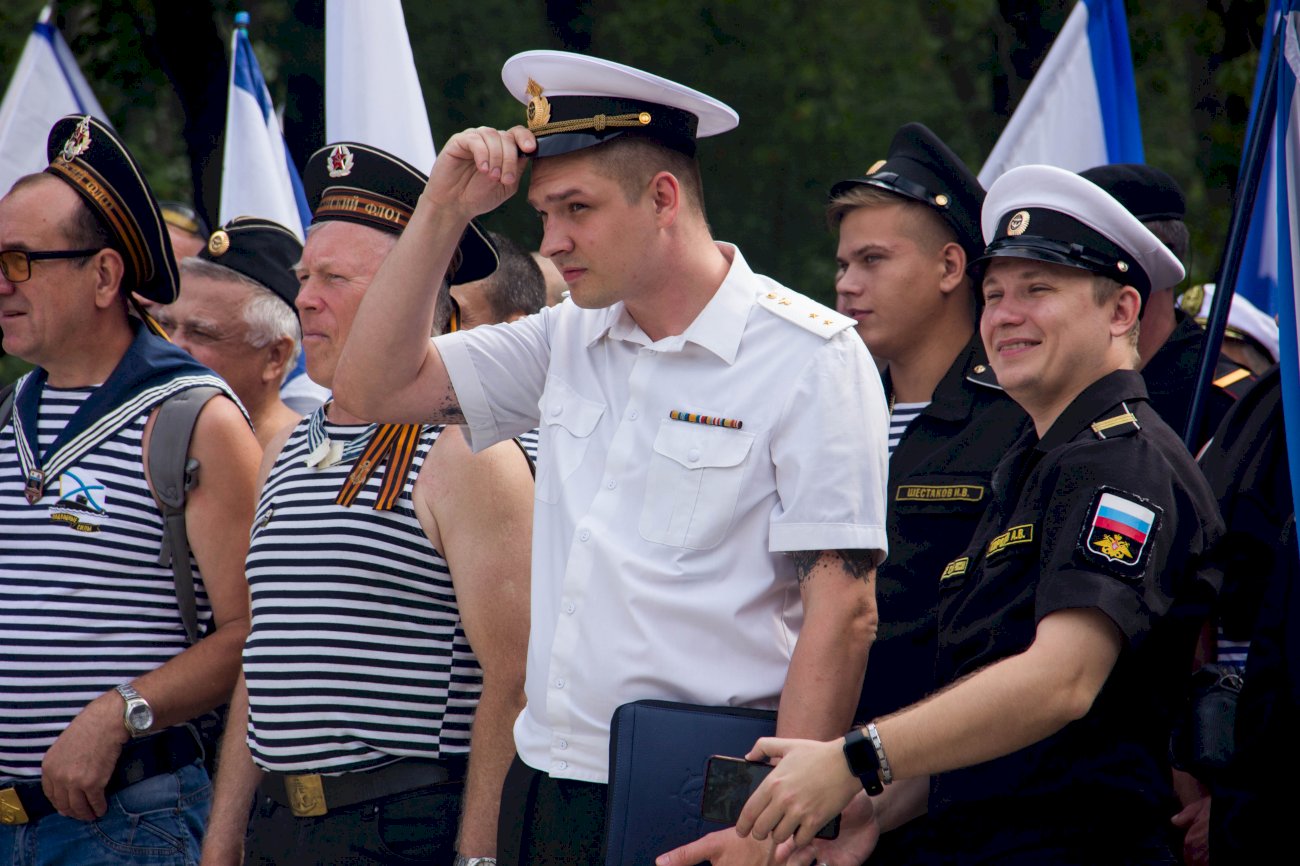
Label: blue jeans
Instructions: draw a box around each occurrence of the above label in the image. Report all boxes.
[0,762,211,865]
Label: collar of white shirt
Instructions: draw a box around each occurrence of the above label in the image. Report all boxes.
[589,242,752,365]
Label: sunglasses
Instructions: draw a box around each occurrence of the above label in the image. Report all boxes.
[0,248,104,283]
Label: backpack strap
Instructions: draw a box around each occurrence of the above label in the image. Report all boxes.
[149,386,223,645]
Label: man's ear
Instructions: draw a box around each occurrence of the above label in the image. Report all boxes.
[1110,285,1142,338]
[90,248,127,310]
[649,171,681,228]
[937,242,967,296]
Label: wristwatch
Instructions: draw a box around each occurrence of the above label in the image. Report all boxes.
[115,683,154,738]
[452,857,497,866]
[842,727,884,795]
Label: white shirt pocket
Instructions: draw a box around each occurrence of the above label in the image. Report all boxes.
[535,377,605,504]
[639,418,756,550]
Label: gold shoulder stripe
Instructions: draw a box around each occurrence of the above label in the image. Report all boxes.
[1090,412,1137,436]
[1213,368,1252,389]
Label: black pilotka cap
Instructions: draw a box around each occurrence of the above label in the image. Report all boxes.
[500,50,740,159]
[1078,164,1186,223]
[830,123,986,264]
[198,217,302,311]
[303,142,499,285]
[43,115,180,304]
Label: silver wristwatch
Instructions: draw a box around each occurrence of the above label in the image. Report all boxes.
[115,683,154,737]
[452,857,497,866]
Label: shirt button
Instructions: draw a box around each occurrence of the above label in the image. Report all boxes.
[557,739,568,749]
[565,602,576,614]
[628,409,639,420]
[549,403,562,417]
[687,448,701,463]
[579,529,591,542]
[555,679,565,689]
[557,761,568,770]
[606,479,617,490]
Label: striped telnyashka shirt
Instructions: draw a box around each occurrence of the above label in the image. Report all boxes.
[0,388,210,782]
[888,401,931,455]
[243,415,482,774]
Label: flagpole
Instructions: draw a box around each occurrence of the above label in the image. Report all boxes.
[1184,18,1287,449]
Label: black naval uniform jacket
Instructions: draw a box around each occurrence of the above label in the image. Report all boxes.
[926,370,1223,861]
[1196,367,1299,858]
[856,336,1029,724]
[1142,311,1249,448]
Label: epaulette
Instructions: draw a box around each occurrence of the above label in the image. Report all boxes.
[1212,361,1256,400]
[754,286,855,338]
[1090,401,1142,440]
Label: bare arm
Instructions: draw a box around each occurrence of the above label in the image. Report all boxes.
[417,429,532,857]
[738,607,1123,847]
[41,396,259,821]
[199,423,296,864]
[777,550,879,739]
[199,674,262,865]
[333,126,537,425]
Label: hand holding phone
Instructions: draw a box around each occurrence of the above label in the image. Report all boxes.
[701,755,841,840]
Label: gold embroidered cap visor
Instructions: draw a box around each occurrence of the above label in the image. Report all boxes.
[501,50,739,158]
[303,141,498,285]
[42,114,179,304]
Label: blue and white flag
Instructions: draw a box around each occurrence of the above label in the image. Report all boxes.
[218,16,310,239]
[1272,2,1300,526]
[325,0,436,172]
[1231,0,1289,317]
[0,4,108,197]
[978,0,1144,187]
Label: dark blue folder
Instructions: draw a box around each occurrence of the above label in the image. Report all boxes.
[604,700,777,866]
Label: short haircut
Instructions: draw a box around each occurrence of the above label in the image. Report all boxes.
[478,232,546,321]
[179,257,302,383]
[581,135,707,220]
[1142,218,1189,272]
[825,185,960,255]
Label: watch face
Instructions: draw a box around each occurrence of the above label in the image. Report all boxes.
[127,703,153,731]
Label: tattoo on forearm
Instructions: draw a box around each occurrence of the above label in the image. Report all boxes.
[436,394,464,423]
[790,549,877,586]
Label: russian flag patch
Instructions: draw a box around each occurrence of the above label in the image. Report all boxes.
[1082,488,1161,571]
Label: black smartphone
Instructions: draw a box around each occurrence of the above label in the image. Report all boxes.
[700,755,840,840]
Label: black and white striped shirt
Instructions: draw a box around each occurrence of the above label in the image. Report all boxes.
[889,400,930,455]
[243,415,482,774]
[0,388,209,782]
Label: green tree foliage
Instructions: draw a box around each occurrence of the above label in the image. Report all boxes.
[0,0,1275,387]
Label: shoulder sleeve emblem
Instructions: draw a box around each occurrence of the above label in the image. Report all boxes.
[754,286,855,338]
[1080,487,1162,575]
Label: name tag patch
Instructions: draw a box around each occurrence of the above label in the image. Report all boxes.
[987,523,1034,557]
[1082,488,1160,572]
[896,484,985,503]
[940,557,969,581]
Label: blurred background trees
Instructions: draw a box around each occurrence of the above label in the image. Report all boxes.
[0,0,1272,384]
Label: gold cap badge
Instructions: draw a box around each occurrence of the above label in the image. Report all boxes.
[207,230,231,257]
[934,193,949,207]
[59,117,92,163]
[526,79,551,130]
[1007,210,1030,236]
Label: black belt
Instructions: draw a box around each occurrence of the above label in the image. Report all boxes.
[260,756,465,818]
[0,725,204,826]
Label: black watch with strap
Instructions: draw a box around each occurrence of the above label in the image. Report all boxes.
[842,727,884,796]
